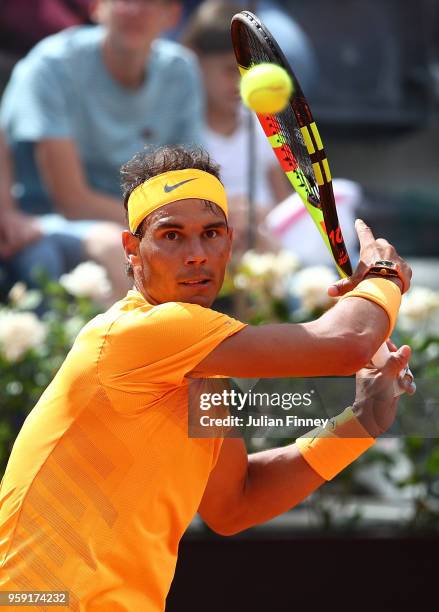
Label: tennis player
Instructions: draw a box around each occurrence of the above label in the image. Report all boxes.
[0,146,414,610]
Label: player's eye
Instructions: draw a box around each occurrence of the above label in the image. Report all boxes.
[165,231,179,240]
[205,229,218,238]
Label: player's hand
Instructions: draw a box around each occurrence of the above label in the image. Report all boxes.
[327,219,412,297]
[352,344,415,438]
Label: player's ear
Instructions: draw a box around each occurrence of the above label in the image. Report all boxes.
[122,230,142,268]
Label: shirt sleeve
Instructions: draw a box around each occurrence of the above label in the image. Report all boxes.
[0,54,73,142]
[98,302,247,395]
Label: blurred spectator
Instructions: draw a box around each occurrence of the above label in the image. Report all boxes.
[0,131,86,304]
[0,132,41,262]
[174,0,318,94]
[263,178,361,268]
[0,0,92,95]
[0,0,204,299]
[183,0,292,249]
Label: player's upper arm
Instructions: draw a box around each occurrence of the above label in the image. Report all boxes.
[198,437,249,536]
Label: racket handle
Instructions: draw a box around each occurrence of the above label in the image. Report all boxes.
[371,342,410,397]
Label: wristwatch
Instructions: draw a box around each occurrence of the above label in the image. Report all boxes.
[367,260,405,290]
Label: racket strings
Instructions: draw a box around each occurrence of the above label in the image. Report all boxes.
[276,115,320,207]
[244,28,320,207]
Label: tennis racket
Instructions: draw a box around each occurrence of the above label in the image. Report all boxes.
[230,10,406,390]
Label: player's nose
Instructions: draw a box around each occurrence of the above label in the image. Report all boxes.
[184,238,208,265]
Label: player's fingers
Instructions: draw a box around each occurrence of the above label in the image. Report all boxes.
[355,218,376,248]
[327,261,368,296]
[380,344,416,396]
[327,277,353,297]
[375,238,391,248]
[399,261,413,294]
[398,368,417,395]
[382,345,411,377]
[386,338,398,352]
[327,276,361,297]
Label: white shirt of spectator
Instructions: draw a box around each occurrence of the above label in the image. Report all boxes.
[204,108,277,210]
[264,178,362,267]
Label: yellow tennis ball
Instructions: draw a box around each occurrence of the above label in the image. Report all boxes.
[240,63,293,114]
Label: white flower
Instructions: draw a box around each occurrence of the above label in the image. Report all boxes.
[234,273,249,290]
[0,310,47,362]
[236,250,302,301]
[60,261,111,301]
[398,287,439,334]
[240,250,278,277]
[240,250,300,279]
[271,278,288,300]
[8,282,27,305]
[355,438,426,501]
[273,250,300,276]
[290,266,337,312]
[8,282,42,311]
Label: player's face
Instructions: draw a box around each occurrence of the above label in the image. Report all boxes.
[125,199,233,307]
[199,52,241,116]
[94,0,180,54]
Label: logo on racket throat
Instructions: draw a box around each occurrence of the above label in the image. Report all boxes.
[164,178,197,193]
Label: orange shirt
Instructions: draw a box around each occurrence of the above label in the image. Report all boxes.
[0,290,246,611]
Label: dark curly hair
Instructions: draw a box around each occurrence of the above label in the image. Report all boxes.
[120,145,224,275]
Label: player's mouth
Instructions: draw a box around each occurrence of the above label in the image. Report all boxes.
[179,278,212,288]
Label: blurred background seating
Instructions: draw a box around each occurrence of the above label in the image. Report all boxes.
[0,0,203,303]
[1,0,439,298]
[0,0,92,96]
[283,0,436,135]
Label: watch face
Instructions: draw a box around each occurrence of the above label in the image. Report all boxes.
[374,260,396,268]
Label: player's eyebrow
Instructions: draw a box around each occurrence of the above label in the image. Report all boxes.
[155,221,185,230]
[154,220,227,230]
[202,221,228,230]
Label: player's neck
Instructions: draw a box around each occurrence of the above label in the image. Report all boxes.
[207,106,239,137]
[102,38,148,89]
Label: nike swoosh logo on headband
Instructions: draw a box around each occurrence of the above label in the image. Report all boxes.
[164,178,197,193]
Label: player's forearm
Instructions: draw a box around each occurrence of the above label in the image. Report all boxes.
[216,444,324,535]
[306,294,390,371]
[193,282,394,379]
[268,298,387,376]
[291,275,402,375]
